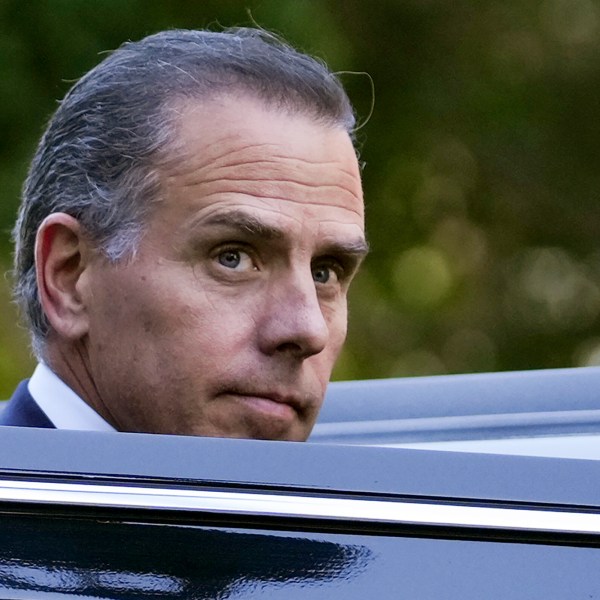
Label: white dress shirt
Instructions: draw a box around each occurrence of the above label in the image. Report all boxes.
[28,362,115,431]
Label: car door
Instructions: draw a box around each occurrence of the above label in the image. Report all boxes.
[0,426,599,599]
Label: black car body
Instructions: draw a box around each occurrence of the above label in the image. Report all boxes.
[1,367,600,599]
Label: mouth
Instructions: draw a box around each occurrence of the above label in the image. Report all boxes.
[217,388,306,420]
[236,395,297,420]
[212,383,323,440]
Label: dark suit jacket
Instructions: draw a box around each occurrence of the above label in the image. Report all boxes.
[0,380,55,428]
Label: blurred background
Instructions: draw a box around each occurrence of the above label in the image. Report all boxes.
[1,0,599,396]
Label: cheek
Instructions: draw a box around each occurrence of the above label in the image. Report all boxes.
[134,288,256,370]
[325,298,348,345]
[312,303,348,371]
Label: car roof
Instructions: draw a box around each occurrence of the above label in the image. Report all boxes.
[313,367,600,453]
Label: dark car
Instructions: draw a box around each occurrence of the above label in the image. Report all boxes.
[317,366,600,457]
[1,367,600,599]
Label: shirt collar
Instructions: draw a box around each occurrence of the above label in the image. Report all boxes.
[28,362,116,432]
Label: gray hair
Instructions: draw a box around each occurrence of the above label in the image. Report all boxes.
[12,27,355,354]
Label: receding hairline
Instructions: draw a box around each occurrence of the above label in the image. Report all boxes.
[154,85,358,172]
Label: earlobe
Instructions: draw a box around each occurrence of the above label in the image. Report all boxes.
[35,213,92,340]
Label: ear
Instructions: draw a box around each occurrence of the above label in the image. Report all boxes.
[35,213,92,341]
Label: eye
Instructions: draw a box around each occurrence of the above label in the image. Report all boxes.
[312,265,331,284]
[312,261,342,285]
[218,250,241,269]
[217,249,255,271]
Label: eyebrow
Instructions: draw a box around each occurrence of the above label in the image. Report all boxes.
[202,209,370,258]
[203,210,284,241]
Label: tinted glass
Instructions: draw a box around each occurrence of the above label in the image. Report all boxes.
[1,512,599,599]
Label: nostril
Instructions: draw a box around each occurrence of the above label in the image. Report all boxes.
[258,308,329,359]
[277,341,299,352]
[275,340,312,357]
[257,276,330,359]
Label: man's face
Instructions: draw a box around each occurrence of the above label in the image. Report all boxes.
[80,96,366,440]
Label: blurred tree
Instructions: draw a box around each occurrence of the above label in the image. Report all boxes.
[1,0,599,396]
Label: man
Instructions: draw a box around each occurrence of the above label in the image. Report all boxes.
[0,28,367,440]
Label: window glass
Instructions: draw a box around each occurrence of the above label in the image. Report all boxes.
[1,512,599,599]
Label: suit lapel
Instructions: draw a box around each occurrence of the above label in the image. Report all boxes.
[0,380,55,428]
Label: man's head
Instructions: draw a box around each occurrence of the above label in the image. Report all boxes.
[13,28,367,440]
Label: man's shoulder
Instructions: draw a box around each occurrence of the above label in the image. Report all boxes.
[0,381,55,428]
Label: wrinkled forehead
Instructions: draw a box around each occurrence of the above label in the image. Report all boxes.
[158,95,364,219]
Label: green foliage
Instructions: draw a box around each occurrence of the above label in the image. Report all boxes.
[1,0,599,394]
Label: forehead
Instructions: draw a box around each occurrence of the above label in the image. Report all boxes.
[159,96,364,224]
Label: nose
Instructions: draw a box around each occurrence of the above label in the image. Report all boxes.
[258,270,329,359]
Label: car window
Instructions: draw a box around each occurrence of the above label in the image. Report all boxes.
[2,511,599,599]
